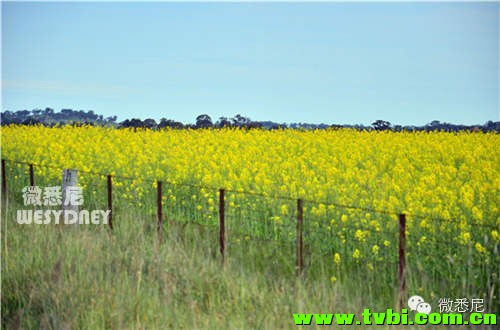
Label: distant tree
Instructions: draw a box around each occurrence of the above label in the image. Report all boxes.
[17,110,31,118]
[484,120,500,132]
[425,120,463,132]
[23,118,41,125]
[119,118,145,129]
[428,120,441,127]
[119,119,131,128]
[158,118,184,129]
[87,110,97,120]
[231,114,251,127]
[195,114,213,128]
[72,120,94,127]
[142,118,157,129]
[329,124,343,130]
[372,120,391,131]
[129,118,144,128]
[270,124,288,130]
[258,121,280,129]
[106,116,118,124]
[43,108,55,116]
[246,121,263,129]
[216,116,232,128]
[1,111,14,124]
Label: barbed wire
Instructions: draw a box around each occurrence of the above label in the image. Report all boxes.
[407,236,499,251]
[226,229,296,246]
[2,158,498,231]
[406,212,498,230]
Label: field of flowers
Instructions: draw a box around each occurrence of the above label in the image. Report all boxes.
[2,125,499,310]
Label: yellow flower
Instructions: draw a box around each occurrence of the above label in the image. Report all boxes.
[333,253,341,265]
[471,207,483,221]
[459,232,471,245]
[354,229,366,242]
[369,220,381,232]
[475,242,487,254]
[270,216,281,223]
[420,219,431,229]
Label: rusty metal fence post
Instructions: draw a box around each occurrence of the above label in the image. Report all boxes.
[398,213,406,310]
[157,181,163,244]
[29,164,34,186]
[219,188,225,264]
[107,175,113,231]
[296,198,304,276]
[1,159,6,206]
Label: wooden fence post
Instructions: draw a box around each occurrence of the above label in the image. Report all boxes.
[29,164,34,187]
[398,213,406,310]
[1,159,6,206]
[107,175,113,231]
[62,169,79,224]
[157,181,163,244]
[296,198,304,276]
[219,188,225,264]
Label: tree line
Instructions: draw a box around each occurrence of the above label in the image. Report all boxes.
[1,108,499,132]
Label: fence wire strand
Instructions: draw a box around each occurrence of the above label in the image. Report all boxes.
[2,157,497,237]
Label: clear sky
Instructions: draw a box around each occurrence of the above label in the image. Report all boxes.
[2,2,499,126]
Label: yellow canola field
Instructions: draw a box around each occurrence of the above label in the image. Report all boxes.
[3,126,498,215]
[2,125,499,256]
[3,124,500,328]
[4,124,500,301]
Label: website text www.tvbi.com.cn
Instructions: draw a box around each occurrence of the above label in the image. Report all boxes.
[293,296,496,327]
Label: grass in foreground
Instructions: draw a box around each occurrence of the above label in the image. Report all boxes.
[1,208,339,329]
[2,203,496,330]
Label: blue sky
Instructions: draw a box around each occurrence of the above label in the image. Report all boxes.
[2,2,498,125]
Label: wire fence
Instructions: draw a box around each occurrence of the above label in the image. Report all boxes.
[1,158,498,311]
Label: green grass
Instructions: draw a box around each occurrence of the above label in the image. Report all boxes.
[1,206,343,329]
[2,202,498,329]
[1,163,498,329]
